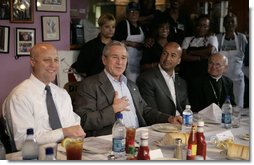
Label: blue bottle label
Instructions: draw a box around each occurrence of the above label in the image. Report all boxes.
[183,114,192,126]
[224,113,231,124]
[112,137,125,152]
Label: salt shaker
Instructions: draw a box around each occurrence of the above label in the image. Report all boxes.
[174,138,183,160]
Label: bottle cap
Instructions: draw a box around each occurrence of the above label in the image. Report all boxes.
[141,131,148,139]
[197,121,205,127]
[185,105,191,109]
[175,138,182,144]
[26,128,34,135]
[116,112,123,119]
[45,147,54,155]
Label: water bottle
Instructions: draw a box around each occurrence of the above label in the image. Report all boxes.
[45,147,56,160]
[182,105,193,133]
[221,96,232,129]
[112,113,126,160]
[0,140,6,160]
[22,128,39,160]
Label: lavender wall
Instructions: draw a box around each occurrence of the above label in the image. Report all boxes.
[0,1,70,108]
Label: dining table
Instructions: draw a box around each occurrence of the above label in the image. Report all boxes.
[6,109,250,161]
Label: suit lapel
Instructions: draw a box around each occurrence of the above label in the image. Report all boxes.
[154,68,174,102]
[98,72,115,103]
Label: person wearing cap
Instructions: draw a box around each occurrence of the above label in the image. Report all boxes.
[113,2,147,82]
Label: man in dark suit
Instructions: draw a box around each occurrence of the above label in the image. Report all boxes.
[137,42,189,117]
[188,53,235,112]
[74,41,182,137]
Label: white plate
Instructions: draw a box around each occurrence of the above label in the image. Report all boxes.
[151,123,181,133]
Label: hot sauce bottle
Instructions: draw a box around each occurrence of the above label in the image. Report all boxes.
[137,132,150,160]
[197,121,206,160]
[187,125,197,160]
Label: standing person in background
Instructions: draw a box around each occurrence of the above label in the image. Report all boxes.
[160,0,192,45]
[74,41,182,137]
[2,43,85,150]
[138,0,162,36]
[72,13,116,78]
[140,17,170,72]
[114,2,146,82]
[137,42,188,117]
[188,53,235,112]
[217,13,248,108]
[180,14,218,82]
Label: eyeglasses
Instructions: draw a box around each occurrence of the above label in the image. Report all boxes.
[208,61,224,68]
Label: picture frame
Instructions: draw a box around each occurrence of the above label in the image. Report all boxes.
[36,0,66,12]
[0,26,10,53]
[16,28,35,57]
[41,16,60,41]
[0,0,10,20]
[10,0,34,23]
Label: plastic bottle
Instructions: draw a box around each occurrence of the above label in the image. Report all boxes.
[45,147,56,160]
[187,125,197,160]
[137,131,150,160]
[22,128,39,160]
[221,96,232,129]
[174,138,183,160]
[112,113,126,160]
[197,121,206,160]
[0,140,6,160]
[182,105,193,133]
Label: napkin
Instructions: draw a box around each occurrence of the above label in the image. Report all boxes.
[198,103,221,124]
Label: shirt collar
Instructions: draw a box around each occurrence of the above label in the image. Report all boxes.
[30,73,53,93]
[158,64,175,81]
[210,75,222,82]
[104,69,127,85]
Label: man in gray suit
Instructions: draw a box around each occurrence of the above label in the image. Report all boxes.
[74,41,182,137]
[137,42,189,117]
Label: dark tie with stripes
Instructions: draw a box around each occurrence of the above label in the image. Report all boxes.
[45,85,62,130]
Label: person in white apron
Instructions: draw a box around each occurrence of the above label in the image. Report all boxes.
[114,2,145,82]
[217,13,248,107]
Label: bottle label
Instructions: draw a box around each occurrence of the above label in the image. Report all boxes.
[112,137,125,152]
[187,144,197,156]
[183,114,193,126]
[221,113,225,123]
[224,113,231,124]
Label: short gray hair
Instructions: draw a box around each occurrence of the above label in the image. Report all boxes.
[102,40,128,57]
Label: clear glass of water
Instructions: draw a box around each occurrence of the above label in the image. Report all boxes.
[232,106,242,128]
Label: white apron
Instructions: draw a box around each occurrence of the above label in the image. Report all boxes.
[219,33,245,107]
[125,20,145,82]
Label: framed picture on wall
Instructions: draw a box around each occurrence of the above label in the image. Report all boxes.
[36,0,66,12]
[16,28,35,57]
[10,0,34,23]
[0,26,10,53]
[0,0,10,20]
[41,16,60,41]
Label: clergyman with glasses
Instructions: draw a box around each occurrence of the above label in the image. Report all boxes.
[188,53,235,112]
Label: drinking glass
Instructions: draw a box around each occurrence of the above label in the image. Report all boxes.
[65,137,83,160]
[232,106,241,128]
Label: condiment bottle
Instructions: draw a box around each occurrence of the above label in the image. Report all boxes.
[174,138,183,160]
[187,125,197,160]
[197,121,206,160]
[126,139,136,160]
[137,131,150,160]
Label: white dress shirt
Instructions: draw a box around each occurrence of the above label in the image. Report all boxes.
[2,74,80,150]
[105,70,139,128]
[158,65,180,116]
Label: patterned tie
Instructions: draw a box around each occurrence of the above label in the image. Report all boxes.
[45,85,62,130]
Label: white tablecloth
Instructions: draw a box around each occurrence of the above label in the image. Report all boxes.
[6,112,250,161]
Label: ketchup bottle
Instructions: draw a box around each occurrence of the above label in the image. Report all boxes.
[187,125,197,160]
[137,131,150,160]
[197,121,206,160]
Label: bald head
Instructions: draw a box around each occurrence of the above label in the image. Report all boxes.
[30,43,59,85]
[164,42,182,56]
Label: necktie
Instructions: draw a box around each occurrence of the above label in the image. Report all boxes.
[45,85,62,130]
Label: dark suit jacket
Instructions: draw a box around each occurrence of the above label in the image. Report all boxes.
[188,74,235,112]
[74,71,170,137]
[136,67,189,116]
